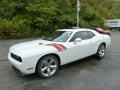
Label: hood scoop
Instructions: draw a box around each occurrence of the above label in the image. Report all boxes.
[39,43,44,45]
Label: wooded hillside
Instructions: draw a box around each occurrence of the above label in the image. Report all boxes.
[0,0,120,39]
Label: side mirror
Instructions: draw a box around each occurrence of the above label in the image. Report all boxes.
[74,38,82,44]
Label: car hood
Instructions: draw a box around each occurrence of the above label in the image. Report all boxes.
[9,39,59,57]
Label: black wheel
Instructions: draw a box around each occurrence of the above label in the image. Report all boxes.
[96,44,106,59]
[36,55,59,78]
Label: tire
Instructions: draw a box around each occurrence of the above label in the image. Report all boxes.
[36,55,59,78]
[96,44,106,59]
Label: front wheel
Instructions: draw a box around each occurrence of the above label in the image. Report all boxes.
[36,55,59,78]
[96,44,106,59]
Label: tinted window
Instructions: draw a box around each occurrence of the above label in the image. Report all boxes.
[42,31,72,42]
[86,31,95,39]
[70,31,95,42]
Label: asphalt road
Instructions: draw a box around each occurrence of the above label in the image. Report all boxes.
[0,31,120,90]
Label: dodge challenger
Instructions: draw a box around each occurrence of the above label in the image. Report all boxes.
[8,28,111,78]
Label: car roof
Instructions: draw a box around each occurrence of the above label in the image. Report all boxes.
[57,28,93,33]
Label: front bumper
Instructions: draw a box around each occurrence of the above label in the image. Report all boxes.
[12,65,27,76]
[8,52,35,74]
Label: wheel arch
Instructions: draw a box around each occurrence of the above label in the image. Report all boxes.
[100,42,106,47]
[35,53,61,73]
[96,42,106,52]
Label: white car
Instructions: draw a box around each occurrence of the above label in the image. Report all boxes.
[8,28,111,78]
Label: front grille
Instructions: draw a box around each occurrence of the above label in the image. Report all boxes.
[11,53,22,62]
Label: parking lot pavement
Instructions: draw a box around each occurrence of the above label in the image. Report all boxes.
[0,31,120,90]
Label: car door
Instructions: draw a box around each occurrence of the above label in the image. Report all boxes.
[66,31,95,62]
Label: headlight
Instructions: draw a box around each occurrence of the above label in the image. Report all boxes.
[11,53,22,62]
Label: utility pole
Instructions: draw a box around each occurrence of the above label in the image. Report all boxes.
[77,0,80,28]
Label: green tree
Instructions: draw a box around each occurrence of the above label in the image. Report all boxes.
[0,0,120,39]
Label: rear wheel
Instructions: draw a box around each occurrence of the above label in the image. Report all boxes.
[96,44,106,59]
[37,55,59,78]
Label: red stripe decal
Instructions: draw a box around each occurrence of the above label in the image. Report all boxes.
[57,44,67,50]
[46,43,66,51]
[47,44,62,51]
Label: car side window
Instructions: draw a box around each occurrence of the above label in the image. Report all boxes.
[85,31,95,39]
[70,31,95,42]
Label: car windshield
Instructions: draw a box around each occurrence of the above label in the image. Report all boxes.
[41,31,72,42]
